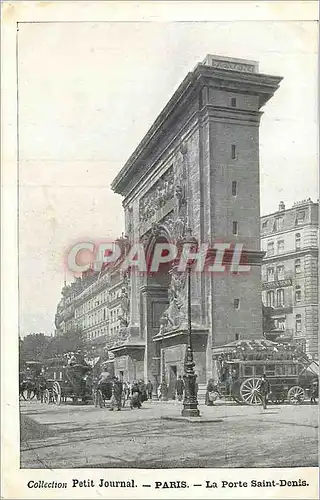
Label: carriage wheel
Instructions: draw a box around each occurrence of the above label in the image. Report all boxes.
[52,382,62,405]
[43,389,50,404]
[287,386,305,405]
[240,378,262,405]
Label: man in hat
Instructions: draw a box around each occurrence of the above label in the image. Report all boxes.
[146,380,153,400]
[175,375,184,402]
[310,378,318,404]
[109,376,123,411]
[259,373,271,409]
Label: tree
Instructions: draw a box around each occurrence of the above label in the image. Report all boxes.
[49,327,86,357]
[19,328,86,365]
[19,333,52,366]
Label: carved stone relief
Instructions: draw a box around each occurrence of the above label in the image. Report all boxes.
[118,269,131,338]
[126,206,133,237]
[158,265,187,334]
[139,167,174,224]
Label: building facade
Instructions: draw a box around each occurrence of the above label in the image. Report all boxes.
[109,54,282,393]
[54,238,130,366]
[261,199,319,358]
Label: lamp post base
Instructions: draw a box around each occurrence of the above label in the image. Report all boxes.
[181,405,200,418]
[181,363,201,417]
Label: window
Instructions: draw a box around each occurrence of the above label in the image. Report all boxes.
[103,309,106,320]
[235,333,240,340]
[277,240,284,253]
[231,97,237,107]
[296,211,306,224]
[275,365,286,376]
[233,221,238,235]
[267,267,274,282]
[231,144,236,159]
[276,289,284,307]
[267,241,274,256]
[295,259,301,274]
[295,285,301,303]
[265,364,275,376]
[266,291,274,307]
[274,217,284,231]
[262,220,268,229]
[255,365,265,376]
[295,233,301,249]
[275,318,285,330]
[276,265,284,280]
[232,181,237,196]
[244,366,254,377]
[287,365,298,376]
[234,298,240,310]
[295,314,302,332]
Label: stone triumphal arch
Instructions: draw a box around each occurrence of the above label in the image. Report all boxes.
[110,54,282,391]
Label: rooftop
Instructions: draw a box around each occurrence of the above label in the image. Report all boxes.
[261,198,318,219]
[111,54,282,196]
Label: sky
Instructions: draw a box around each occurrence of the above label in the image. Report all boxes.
[18,20,318,336]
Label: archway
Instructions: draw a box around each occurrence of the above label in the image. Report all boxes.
[140,232,172,395]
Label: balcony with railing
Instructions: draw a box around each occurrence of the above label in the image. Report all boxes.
[262,271,293,290]
[270,304,293,315]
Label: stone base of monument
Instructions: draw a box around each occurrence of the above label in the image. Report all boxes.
[161,415,223,423]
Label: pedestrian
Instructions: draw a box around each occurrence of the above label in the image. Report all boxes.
[138,379,147,403]
[310,379,318,404]
[259,373,271,409]
[225,370,233,396]
[146,380,153,400]
[37,371,47,403]
[122,380,130,402]
[109,376,123,411]
[130,380,142,409]
[175,375,184,401]
[205,378,220,406]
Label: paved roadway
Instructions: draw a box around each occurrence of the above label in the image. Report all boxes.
[20,399,318,469]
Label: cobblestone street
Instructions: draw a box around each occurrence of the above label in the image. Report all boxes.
[20,400,318,469]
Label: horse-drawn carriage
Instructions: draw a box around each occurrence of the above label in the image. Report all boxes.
[42,356,93,405]
[19,361,44,400]
[212,339,318,406]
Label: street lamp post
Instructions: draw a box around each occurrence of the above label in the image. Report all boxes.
[160,348,168,401]
[181,228,200,417]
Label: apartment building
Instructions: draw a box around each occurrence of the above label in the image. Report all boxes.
[261,199,319,358]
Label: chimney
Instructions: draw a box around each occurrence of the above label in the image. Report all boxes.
[278,201,285,211]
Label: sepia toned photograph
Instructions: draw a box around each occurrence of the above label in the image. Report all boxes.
[1,1,318,498]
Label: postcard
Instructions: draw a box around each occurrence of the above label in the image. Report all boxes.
[1,1,319,499]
